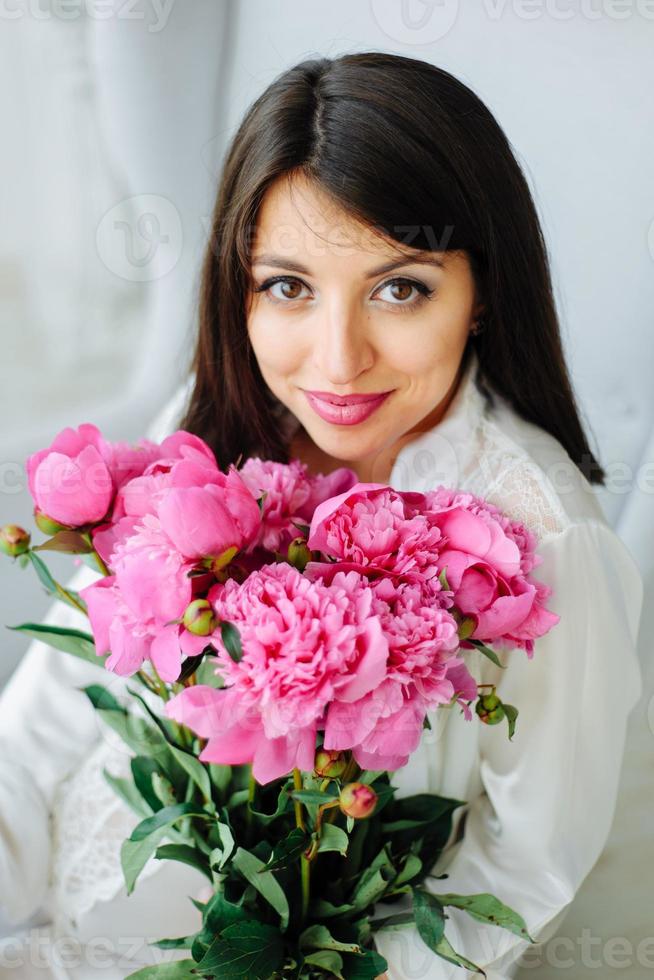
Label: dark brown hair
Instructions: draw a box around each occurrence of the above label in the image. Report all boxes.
[180,51,605,485]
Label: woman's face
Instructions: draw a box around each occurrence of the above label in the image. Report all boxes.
[246,174,483,482]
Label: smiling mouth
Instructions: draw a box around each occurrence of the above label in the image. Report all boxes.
[301,389,394,426]
[302,390,394,405]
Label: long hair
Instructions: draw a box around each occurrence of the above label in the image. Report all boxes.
[180,51,605,485]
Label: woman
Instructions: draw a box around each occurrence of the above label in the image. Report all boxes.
[0,53,643,980]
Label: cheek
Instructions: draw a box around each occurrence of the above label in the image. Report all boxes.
[247,316,308,379]
[379,309,469,379]
[376,323,447,379]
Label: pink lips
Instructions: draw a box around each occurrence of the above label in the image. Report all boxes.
[302,389,394,425]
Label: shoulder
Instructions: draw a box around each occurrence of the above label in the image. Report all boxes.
[466,391,607,546]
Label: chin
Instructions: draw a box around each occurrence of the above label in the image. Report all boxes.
[307,424,386,462]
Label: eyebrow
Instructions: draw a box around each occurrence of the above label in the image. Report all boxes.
[250,253,445,278]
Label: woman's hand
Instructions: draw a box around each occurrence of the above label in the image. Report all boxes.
[375,973,389,979]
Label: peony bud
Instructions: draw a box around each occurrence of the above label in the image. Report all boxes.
[475,689,505,725]
[287,537,312,573]
[182,598,216,636]
[0,524,31,557]
[314,749,348,779]
[34,510,70,535]
[338,782,378,820]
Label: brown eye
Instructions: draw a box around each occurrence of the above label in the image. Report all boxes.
[375,277,434,309]
[278,280,303,299]
[389,281,413,301]
[253,276,309,303]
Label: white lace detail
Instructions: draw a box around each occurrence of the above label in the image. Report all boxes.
[461,414,572,543]
[49,735,157,934]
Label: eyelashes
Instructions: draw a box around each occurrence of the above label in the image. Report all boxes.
[251,275,436,312]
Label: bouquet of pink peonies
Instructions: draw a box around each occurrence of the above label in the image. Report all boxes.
[2,422,561,979]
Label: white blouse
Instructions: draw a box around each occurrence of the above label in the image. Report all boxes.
[0,349,643,980]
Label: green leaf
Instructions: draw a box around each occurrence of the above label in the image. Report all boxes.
[26,550,58,593]
[303,949,345,978]
[152,772,177,808]
[395,853,422,886]
[436,892,534,942]
[380,794,464,833]
[203,891,248,934]
[358,770,385,786]
[26,551,87,613]
[262,827,310,872]
[168,745,212,803]
[290,789,337,805]
[369,911,415,930]
[127,687,186,750]
[33,530,93,554]
[123,961,199,978]
[470,639,506,669]
[412,888,446,950]
[148,933,195,948]
[310,899,356,919]
[426,931,486,975]
[103,769,151,818]
[129,803,211,842]
[85,694,186,787]
[351,865,395,910]
[154,843,211,881]
[9,623,104,666]
[299,924,361,954]
[209,821,235,871]
[341,947,388,979]
[503,703,519,740]
[219,620,242,663]
[232,847,290,930]
[248,780,294,825]
[148,936,194,951]
[84,684,125,713]
[438,567,450,591]
[316,822,349,857]
[131,756,164,813]
[194,920,284,978]
[121,827,169,894]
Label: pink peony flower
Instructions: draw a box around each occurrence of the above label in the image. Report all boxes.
[323,575,472,769]
[238,457,357,554]
[27,424,114,527]
[80,573,185,681]
[109,433,220,522]
[306,483,444,589]
[157,467,261,561]
[165,564,390,784]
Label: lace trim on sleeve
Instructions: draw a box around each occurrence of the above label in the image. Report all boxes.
[461,417,572,543]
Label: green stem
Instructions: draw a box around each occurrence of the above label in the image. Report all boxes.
[293,768,311,923]
[246,768,256,841]
[54,580,88,616]
[149,662,170,703]
[80,532,111,576]
[93,549,111,577]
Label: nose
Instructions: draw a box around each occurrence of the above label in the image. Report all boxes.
[312,297,374,387]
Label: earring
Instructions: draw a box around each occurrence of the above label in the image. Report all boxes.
[471,318,486,336]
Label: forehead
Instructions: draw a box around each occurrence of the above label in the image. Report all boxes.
[250,172,444,268]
